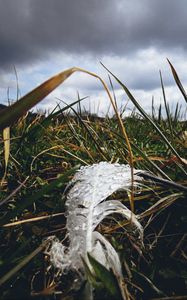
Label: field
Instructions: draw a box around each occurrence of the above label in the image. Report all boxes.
[0,63,187,300]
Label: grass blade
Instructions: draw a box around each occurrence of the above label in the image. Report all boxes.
[139,192,183,219]
[159,70,173,136]
[0,241,48,286]
[3,127,10,172]
[167,59,187,104]
[1,127,10,186]
[0,68,77,130]
[88,253,124,300]
[101,63,187,175]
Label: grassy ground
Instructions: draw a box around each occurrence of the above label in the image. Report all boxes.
[0,64,187,299]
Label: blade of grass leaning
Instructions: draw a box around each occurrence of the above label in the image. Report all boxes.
[0,68,79,130]
[27,96,88,139]
[0,241,48,286]
[30,145,85,172]
[0,66,135,210]
[1,237,32,266]
[132,269,166,296]
[101,63,187,175]
[0,176,29,207]
[3,212,64,227]
[138,192,183,219]
[0,67,132,166]
[137,173,187,192]
[30,145,88,171]
[75,67,135,211]
[40,96,88,126]
[159,70,173,136]
[167,59,187,104]
[56,68,135,210]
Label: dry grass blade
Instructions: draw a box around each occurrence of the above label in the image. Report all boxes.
[133,270,165,297]
[101,62,187,174]
[138,192,183,219]
[1,127,10,186]
[2,212,64,227]
[30,145,63,172]
[167,59,187,104]
[3,127,10,170]
[0,241,48,286]
[0,66,135,211]
[137,172,187,192]
[75,67,135,211]
[0,176,29,206]
[30,145,88,171]
[0,67,77,130]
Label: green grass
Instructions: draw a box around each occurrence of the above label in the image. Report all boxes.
[0,62,187,300]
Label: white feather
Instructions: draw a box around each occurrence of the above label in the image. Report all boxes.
[49,162,144,287]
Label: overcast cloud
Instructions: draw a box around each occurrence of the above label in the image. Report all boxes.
[0,0,187,116]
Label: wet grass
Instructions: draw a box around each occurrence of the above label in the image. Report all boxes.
[0,62,187,299]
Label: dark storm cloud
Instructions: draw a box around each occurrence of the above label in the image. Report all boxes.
[0,0,187,69]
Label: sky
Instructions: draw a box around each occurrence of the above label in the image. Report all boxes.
[0,0,187,117]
